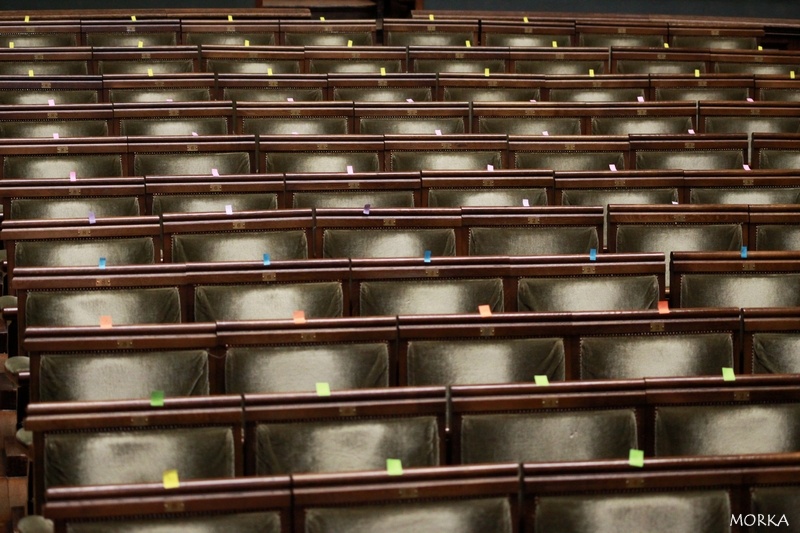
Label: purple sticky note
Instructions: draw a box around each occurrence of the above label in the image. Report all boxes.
[88,211,96,224]
[406,98,414,103]
[287,97,294,102]
[637,96,645,102]
[166,98,173,102]
[52,133,59,139]
[47,99,55,106]
[211,168,220,177]
[746,97,754,102]
[191,131,198,137]
[743,164,751,171]
[609,164,617,171]
[688,129,695,134]
[69,171,76,181]
[363,204,370,215]
[542,130,549,136]
[435,129,442,135]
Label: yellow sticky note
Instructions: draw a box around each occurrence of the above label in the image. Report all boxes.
[791,71,796,80]
[534,375,550,386]
[629,449,644,468]
[228,15,233,22]
[8,42,13,49]
[722,367,735,381]
[347,39,353,47]
[28,69,34,77]
[316,382,331,396]
[694,69,700,77]
[380,67,386,76]
[484,68,490,77]
[589,69,595,77]
[466,40,471,47]
[24,15,30,23]
[386,458,403,476]
[758,45,763,51]
[267,67,273,76]
[244,39,250,47]
[429,14,434,21]
[131,15,136,21]
[552,40,558,48]
[138,40,143,48]
[147,68,153,77]
[523,16,529,23]
[663,43,669,48]
[162,469,180,489]
[320,16,326,21]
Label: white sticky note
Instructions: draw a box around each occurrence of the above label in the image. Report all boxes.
[291,131,298,135]
[211,168,220,176]
[191,131,198,137]
[225,204,233,215]
[47,99,55,106]
[69,171,76,181]
[435,129,442,135]
[542,130,549,136]
[487,164,494,171]
[52,133,59,139]
[346,165,354,174]
[166,98,173,102]
[609,164,617,171]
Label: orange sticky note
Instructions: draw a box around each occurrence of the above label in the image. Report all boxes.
[162,469,179,489]
[479,305,492,317]
[293,310,306,324]
[658,301,669,314]
[100,315,113,328]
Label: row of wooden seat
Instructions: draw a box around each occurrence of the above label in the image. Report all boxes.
[2,45,800,77]
[19,375,800,517]
[7,101,800,138]
[35,457,800,533]
[7,73,800,104]
[0,17,772,49]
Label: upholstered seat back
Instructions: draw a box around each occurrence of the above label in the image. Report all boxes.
[226,343,389,393]
[360,117,465,135]
[87,33,176,47]
[635,150,744,170]
[205,60,300,75]
[486,34,571,47]
[293,190,414,208]
[707,117,800,135]
[16,237,155,268]
[679,273,800,308]
[655,403,800,456]
[121,118,228,137]
[690,188,800,204]
[755,225,800,251]
[0,90,98,105]
[759,150,800,169]
[173,231,308,262]
[515,60,604,75]
[0,34,77,47]
[0,120,108,138]
[580,34,664,47]
[284,33,372,46]
[242,117,348,135]
[716,63,798,75]
[110,88,212,103]
[386,32,473,46]
[591,117,693,135]
[10,197,140,219]
[407,338,565,386]
[66,512,281,533]
[152,193,277,215]
[360,278,504,316]
[442,87,540,102]
[323,229,456,259]
[516,152,625,171]
[39,349,209,401]
[185,33,277,46]
[672,35,757,49]
[750,487,800,532]
[265,152,379,173]
[391,151,502,171]
[580,333,734,379]
[225,87,324,102]
[479,117,581,135]
[617,61,704,74]
[460,409,637,463]
[414,60,506,74]
[194,283,343,321]
[44,427,234,488]
[98,60,193,75]
[518,276,660,312]
[655,87,750,101]
[255,416,439,474]
[334,87,433,102]
[305,498,511,533]
[469,226,598,256]
[752,333,800,374]
[4,154,123,179]
[428,188,547,207]
[534,491,732,533]
[309,60,402,74]
[549,88,645,102]
[0,61,87,75]
[26,287,181,327]
[134,152,251,176]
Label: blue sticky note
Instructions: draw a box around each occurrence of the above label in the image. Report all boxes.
[263,253,271,266]
[424,250,432,263]
[98,257,106,269]
[741,246,748,258]
[589,248,597,261]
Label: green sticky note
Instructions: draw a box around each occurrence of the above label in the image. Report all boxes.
[386,458,404,476]
[722,367,735,381]
[316,382,331,396]
[534,375,549,386]
[150,390,165,407]
[629,448,644,468]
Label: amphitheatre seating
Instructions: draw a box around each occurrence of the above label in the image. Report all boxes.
[410,47,509,75]
[0,104,110,139]
[114,101,233,136]
[749,204,800,251]
[145,173,283,214]
[543,75,649,102]
[699,102,800,135]
[509,136,629,171]
[437,73,543,102]
[329,73,436,102]
[354,102,468,134]
[756,78,800,102]
[280,20,376,47]
[753,133,800,169]
[684,169,800,204]
[422,169,553,207]
[383,19,479,47]
[181,20,279,46]
[93,47,197,75]
[612,49,708,75]
[305,46,406,74]
[713,49,800,75]
[577,22,668,47]
[0,49,90,76]
[651,74,753,101]
[480,21,575,48]
[385,135,505,171]
[0,76,101,105]
[236,101,353,135]
[104,74,215,103]
[81,21,179,47]
[0,23,80,48]
[200,47,303,75]
[286,171,420,208]
[218,73,327,102]
[0,138,127,180]
[129,135,255,175]
[667,25,762,49]
[512,48,607,76]
[743,308,800,374]
[629,134,748,170]
[260,135,383,173]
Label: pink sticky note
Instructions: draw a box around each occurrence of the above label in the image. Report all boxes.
[287,97,294,102]
[529,99,537,103]
[346,165,354,174]
[166,98,173,102]
[225,204,233,215]
[52,133,59,139]
[609,164,617,171]
[688,129,695,134]
[47,99,55,106]
[743,164,751,171]
[746,97,754,102]
[69,171,76,181]
[291,131,298,135]
[542,130,549,136]
[406,98,414,103]
[435,129,442,135]
[88,211,96,224]
[487,164,494,171]
[211,168,220,177]
[191,131,198,137]
[637,96,645,102]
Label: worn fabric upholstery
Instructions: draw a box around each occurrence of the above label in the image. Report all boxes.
[26,288,181,327]
[39,349,209,401]
[690,188,800,204]
[265,153,379,173]
[390,151,502,171]
[153,193,277,215]
[515,60,605,75]
[256,417,439,474]
[16,238,155,267]
[121,118,228,137]
[185,32,277,46]
[534,491,732,533]
[386,32,473,46]
[194,283,343,321]
[305,498,511,533]
[760,150,800,169]
[225,343,389,393]
[0,90,98,105]
[414,60,506,74]
[760,89,800,102]
[242,117,348,135]
[679,274,800,308]
[360,279,504,316]
[655,87,750,101]
[518,276,660,312]
[323,229,455,259]
[0,61,87,75]
[562,189,680,209]
[134,152,250,176]
[673,35,757,49]
[592,117,693,135]
[756,225,800,250]
[550,88,646,102]
[45,427,235,488]
[309,60,402,74]
[580,34,664,47]
[173,231,308,262]
[293,191,414,208]
[442,87,540,102]
[479,117,581,135]
[0,34,77,47]
[110,88,212,103]
[0,121,107,138]
[67,512,281,533]
[4,155,123,179]
[753,333,800,374]
[516,152,625,171]
[428,188,547,207]
[635,150,744,170]
[360,117,465,135]
[225,88,324,102]
[10,197,140,219]
[580,333,734,379]
[469,226,598,256]
[284,33,372,46]
[98,60,193,75]
[617,61,704,74]
[486,34,571,47]
[750,487,800,533]
[717,63,799,75]
[706,117,800,135]
[407,338,565,385]
[461,409,637,463]
[86,33,176,46]
[655,403,800,456]
[334,87,433,102]
[207,60,300,75]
